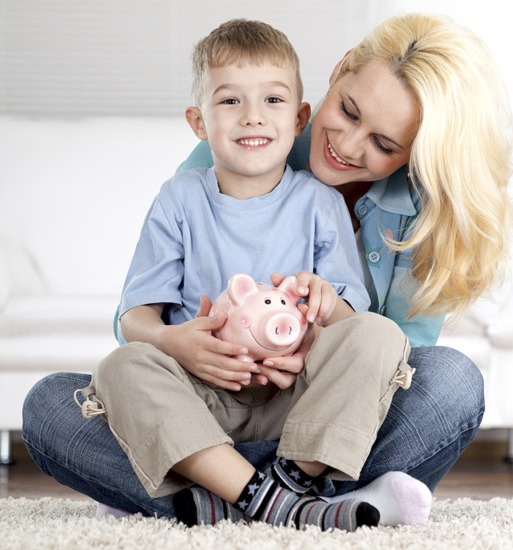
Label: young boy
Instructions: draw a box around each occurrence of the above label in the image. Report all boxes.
[88,19,414,531]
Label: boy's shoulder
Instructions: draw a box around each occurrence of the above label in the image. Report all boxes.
[289,168,343,200]
[159,167,211,198]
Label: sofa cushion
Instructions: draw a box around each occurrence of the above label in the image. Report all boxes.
[0,334,117,372]
[0,294,119,337]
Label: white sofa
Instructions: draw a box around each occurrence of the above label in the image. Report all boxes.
[1,115,512,465]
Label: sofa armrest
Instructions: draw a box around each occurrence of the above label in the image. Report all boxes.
[0,234,46,310]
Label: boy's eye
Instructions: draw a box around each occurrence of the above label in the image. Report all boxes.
[221,98,239,105]
[266,97,283,104]
[340,101,358,121]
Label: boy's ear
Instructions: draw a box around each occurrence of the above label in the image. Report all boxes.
[295,102,311,136]
[185,106,208,140]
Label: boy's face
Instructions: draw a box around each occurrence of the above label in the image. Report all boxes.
[186,62,310,196]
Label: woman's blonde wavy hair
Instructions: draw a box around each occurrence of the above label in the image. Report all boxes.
[341,13,513,318]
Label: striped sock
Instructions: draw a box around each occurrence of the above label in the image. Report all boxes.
[270,457,316,494]
[173,487,247,527]
[173,471,380,531]
[236,470,379,531]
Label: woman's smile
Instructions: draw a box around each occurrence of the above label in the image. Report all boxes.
[325,138,360,170]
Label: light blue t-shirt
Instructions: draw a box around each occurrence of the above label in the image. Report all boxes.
[177,125,445,347]
[119,166,370,329]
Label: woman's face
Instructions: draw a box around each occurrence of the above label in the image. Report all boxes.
[309,60,420,187]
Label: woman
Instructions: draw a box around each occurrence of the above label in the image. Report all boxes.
[22,13,512,521]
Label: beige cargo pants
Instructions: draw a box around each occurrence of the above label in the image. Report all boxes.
[89,312,413,497]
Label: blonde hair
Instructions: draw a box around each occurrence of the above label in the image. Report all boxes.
[341,13,513,317]
[191,19,303,107]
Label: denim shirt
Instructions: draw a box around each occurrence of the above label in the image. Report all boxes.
[176,126,445,347]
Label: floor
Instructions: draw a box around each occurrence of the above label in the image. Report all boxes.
[1,438,513,502]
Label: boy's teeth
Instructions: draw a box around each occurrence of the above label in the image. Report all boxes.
[328,142,349,165]
[239,138,268,146]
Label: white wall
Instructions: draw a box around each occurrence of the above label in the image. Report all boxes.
[1,0,511,116]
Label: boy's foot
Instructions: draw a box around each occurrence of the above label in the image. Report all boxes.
[173,471,379,531]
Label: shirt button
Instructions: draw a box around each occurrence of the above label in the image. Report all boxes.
[357,204,368,217]
[368,251,381,263]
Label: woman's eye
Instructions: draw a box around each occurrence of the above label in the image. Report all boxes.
[372,136,394,155]
[340,101,358,121]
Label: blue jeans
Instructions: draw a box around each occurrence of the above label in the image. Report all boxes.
[22,346,484,518]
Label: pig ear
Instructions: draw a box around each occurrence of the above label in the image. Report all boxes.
[278,275,302,303]
[227,274,259,305]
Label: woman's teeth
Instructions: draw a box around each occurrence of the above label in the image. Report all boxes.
[328,142,350,165]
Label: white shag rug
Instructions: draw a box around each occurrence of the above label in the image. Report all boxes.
[1,497,512,549]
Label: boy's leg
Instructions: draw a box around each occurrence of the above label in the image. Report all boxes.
[93,341,380,531]
[21,346,483,517]
[91,341,235,497]
[171,443,380,530]
[278,312,412,482]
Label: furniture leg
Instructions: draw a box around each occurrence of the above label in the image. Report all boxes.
[505,428,513,464]
[0,430,13,465]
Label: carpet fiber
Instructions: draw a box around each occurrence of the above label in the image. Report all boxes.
[1,497,512,549]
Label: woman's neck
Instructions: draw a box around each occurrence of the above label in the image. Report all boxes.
[336,181,373,232]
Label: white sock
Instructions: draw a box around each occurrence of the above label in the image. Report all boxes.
[96,503,132,519]
[323,472,432,526]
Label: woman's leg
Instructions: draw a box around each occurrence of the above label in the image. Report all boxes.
[21,372,278,518]
[22,345,484,513]
[330,345,485,493]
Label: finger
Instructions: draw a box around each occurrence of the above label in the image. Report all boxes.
[270,272,285,287]
[316,287,337,325]
[250,373,269,386]
[304,283,322,323]
[195,295,212,318]
[259,366,297,390]
[294,272,310,297]
[200,363,253,386]
[198,345,261,374]
[262,354,304,374]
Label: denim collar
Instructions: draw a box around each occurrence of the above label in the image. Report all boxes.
[366,168,417,217]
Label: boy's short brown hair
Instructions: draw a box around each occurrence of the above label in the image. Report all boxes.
[191,19,303,106]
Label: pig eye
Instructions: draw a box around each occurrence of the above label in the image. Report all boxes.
[265,298,271,304]
[281,299,286,305]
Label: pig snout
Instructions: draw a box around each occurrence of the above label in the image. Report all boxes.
[253,312,302,350]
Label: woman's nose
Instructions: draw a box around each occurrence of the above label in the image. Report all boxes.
[335,128,364,163]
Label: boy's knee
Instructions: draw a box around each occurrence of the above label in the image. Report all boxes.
[95,342,155,386]
[347,312,409,354]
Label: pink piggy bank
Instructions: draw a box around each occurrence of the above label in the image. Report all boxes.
[210,274,308,362]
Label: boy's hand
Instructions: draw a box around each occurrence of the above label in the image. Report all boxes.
[121,300,260,391]
[254,324,316,389]
[270,271,354,326]
[167,310,261,391]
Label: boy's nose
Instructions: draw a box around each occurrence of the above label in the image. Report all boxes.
[241,103,265,126]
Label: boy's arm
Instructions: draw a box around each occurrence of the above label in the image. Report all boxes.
[120,303,261,391]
